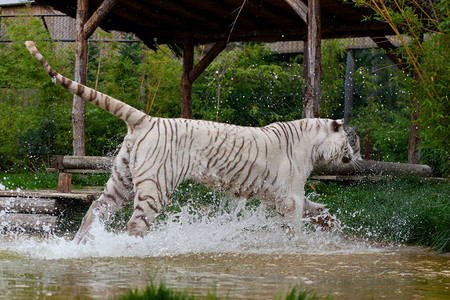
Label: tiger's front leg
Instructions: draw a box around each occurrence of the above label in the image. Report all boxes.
[126,179,169,238]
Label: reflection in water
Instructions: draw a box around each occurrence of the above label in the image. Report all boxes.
[1,205,449,299]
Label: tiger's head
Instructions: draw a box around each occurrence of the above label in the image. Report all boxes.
[312,119,356,166]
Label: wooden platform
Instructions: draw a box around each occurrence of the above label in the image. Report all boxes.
[0,189,101,233]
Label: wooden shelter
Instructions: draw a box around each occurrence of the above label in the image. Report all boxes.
[34,0,399,156]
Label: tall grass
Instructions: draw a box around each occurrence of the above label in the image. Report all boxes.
[311,176,449,252]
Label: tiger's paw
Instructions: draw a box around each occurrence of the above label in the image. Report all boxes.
[73,230,94,245]
[305,208,340,231]
[127,220,146,238]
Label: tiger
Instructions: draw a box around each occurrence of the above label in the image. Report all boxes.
[25,41,356,244]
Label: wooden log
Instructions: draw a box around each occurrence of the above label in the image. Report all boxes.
[73,0,89,156]
[302,0,321,118]
[1,213,57,232]
[52,155,114,170]
[0,190,99,203]
[0,197,58,214]
[313,160,433,177]
[181,39,194,119]
[57,173,72,193]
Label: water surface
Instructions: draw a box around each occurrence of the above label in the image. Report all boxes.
[1,205,448,299]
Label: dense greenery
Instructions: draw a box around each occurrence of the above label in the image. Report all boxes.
[0,8,448,174]
[313,177,450,252]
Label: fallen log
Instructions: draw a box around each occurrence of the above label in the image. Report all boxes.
[51,155,114,171]
[313,159,433,177]
[50,156,433,177]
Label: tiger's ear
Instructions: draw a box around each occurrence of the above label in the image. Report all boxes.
[332,119,344,132]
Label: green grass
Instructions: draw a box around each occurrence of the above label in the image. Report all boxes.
[310,176,450,252]
[117,281,329,300]
[0,172,109,190]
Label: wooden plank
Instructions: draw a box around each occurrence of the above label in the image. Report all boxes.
[189,40,227,82]
[283,0,307,23]
[0,197,58,214]
[0,190,99,202]
[1,214,57,232]
[59,169,110,174]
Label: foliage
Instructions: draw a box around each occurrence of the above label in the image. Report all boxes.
[0,11,73,171]
[0,5,448,175]
[350,0,449,174]
[353,101,410,162]
[118,280,198,300]
[194,43,303,126]
[16,118,57,171]
[320,40,347,118]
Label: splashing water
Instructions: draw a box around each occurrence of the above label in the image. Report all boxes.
[0,201,385,260]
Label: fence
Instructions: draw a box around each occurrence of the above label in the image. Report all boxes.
[0,13,140,44]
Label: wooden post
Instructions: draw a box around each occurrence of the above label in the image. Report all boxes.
[181,39,194,119]
[57,173,72,193]
[302,0,321,118]
[180,40,227,119]
[73,0,89,156]
[344,50,354,124]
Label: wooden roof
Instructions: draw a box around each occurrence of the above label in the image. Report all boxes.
[35,0,395,49]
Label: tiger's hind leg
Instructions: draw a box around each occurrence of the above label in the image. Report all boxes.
[74,149,134,244]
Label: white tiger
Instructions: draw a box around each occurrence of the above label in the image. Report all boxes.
[26,41,356,244]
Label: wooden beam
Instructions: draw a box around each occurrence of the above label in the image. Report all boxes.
[83,0,119,40]
[73,0,89,156]
[181,39,194,119]
[189,40,227,82]
[283,0,308,23]
[302,0,321,118]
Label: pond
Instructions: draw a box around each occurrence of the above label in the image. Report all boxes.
[1,205,448,299]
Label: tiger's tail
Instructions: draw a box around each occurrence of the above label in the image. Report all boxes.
[25,41,148,127]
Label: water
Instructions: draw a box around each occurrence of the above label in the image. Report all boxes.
[1,204,449,299]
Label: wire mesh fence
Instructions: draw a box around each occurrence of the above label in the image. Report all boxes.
[0,13,140,44]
